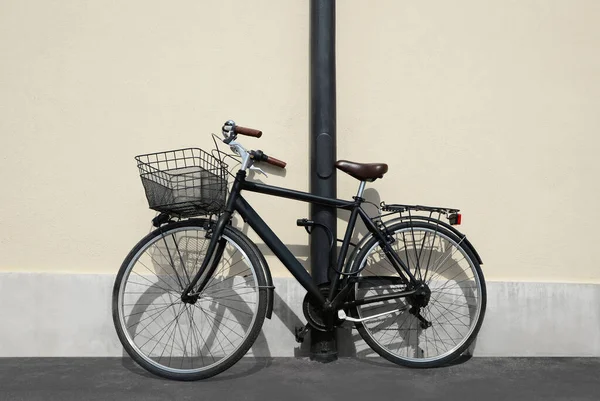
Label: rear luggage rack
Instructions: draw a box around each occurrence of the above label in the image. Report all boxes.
[380,202,460,215]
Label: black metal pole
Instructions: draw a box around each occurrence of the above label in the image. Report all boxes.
[309,0,337,362]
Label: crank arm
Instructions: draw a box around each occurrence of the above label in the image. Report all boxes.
[337,305,409,323]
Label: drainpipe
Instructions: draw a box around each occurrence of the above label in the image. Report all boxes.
[309,0,337,362]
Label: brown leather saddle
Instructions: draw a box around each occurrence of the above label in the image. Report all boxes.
[335,160,388,182]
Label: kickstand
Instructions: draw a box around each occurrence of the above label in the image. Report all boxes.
[409,306,432,329]
[294,324,310,343]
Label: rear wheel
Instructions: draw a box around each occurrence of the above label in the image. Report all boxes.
[112,219,267,380]
[351,221,486,367]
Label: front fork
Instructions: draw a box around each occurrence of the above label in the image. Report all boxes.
[181,171,247,302]
[180,213,230,302]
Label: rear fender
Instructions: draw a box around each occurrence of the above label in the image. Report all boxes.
[345,216,483,269]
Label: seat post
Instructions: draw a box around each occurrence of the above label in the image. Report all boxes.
[356,181,366,198]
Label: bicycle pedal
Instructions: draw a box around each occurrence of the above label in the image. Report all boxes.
[294,325,310,343]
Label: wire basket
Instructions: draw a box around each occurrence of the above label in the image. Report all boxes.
[135,148,228,218]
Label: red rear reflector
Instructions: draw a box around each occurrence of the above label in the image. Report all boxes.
[449,213,462,225]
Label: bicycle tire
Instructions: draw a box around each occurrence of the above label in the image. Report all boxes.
[112,219,267,380]
[350,221,486,367]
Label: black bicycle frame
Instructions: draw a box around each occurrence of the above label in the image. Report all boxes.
[183,171,418,310]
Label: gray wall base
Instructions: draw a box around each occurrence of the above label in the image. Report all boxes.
[1,273,598,357]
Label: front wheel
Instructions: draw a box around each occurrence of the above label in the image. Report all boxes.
[350,221,486,367]
[112,219,267,380]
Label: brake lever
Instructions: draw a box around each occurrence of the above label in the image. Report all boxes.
[249,165,268,178]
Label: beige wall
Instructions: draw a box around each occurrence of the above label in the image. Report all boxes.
[1,1,599,283]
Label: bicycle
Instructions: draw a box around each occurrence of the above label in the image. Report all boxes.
[112,120,487,381]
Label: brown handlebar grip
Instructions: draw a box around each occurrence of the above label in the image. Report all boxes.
[266,156,286,169]
[235,126,262,138]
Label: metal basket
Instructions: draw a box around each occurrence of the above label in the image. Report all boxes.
[135,148,228,217]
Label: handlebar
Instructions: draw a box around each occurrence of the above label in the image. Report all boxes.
[235,126,262,138]
[265,155,286,168]
[252,150,286,169]
[222,120,286,169]
[222,120,262,142]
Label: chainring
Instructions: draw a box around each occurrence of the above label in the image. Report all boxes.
[302,287,330,332]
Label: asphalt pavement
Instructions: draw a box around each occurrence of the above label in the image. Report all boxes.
[0,357,598,401]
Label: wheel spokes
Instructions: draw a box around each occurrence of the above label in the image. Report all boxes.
[119,228,259,372]
[357,226,482,362]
